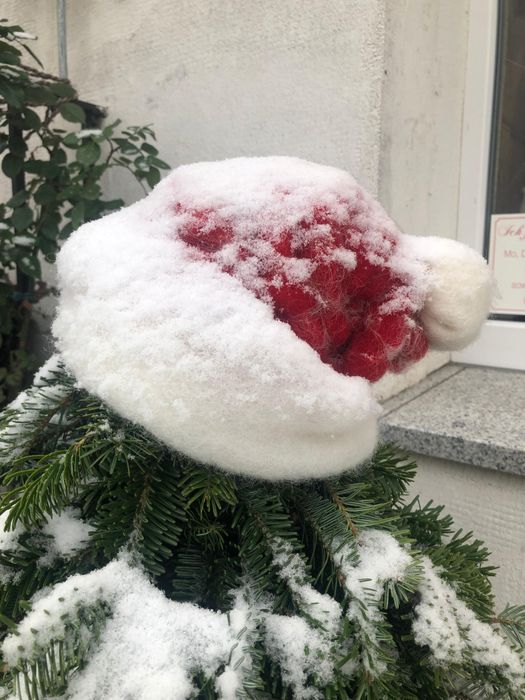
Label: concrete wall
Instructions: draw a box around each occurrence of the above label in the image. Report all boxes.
[4,1,524,608]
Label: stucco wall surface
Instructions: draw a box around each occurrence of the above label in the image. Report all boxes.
[380,0,470,239]
[5,0,386,201]
[409,455,525,609]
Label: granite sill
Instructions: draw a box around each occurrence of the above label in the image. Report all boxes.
[378,363,525,476]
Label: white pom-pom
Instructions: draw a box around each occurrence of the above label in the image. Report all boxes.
[407,236,492,350]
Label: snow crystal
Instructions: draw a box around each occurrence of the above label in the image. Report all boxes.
[0,510,24,552]
[264,614,334,699]
[40,507,93,559]
[413,557,524,686]
[0,354,69,464]
[215,585,269,700]
[270,537,342,635]
[336,529,412,675]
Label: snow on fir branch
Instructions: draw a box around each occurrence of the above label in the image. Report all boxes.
[2,536,523,699]
[0,507,92,585]
[0,366,523,699]
[0,355,71,466]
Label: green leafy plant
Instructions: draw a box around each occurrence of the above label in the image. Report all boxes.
[0,20,170,405]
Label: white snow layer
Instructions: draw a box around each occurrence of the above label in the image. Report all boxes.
[3,535,522,697]
[3,559,235,700]
[270,537,342,634]
[40,507,94,559]
[336,529,412,674]
[0,354,67,465]
[413,557,523,685]
[0,507,92,583]
[53,157,490,480]
[215,585,268,699]
[265,613,334,699]
[0,510,24,552]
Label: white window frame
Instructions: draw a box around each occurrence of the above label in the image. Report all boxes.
[454,0,525,370]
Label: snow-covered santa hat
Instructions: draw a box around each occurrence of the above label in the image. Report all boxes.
[54,157,491,480]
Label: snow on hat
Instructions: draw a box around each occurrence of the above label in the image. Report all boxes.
[53,157,491,480]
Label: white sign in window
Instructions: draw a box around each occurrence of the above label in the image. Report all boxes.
[488,214,525,315]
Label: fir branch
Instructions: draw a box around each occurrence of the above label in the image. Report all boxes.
[492,605,525,650]
[178,463,238,517]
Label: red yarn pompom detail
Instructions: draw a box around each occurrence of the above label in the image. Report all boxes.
[174,202,428,382]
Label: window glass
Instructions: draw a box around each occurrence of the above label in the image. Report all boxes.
[485,0,525,319]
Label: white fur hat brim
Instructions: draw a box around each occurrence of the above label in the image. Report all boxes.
[53,205,380,481]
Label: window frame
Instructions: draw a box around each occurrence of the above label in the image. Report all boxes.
[454,0,525,370]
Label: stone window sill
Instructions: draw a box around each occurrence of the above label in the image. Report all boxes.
[379,363,525,476]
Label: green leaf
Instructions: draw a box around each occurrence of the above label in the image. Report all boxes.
[24,159,59,177]
[59,102,86,123]
[24,85,57,105]
[34,184,56,205]
[0,39,21,57]
[76,141,101,166]
[147,155,170,170]
[59,221,74,239]
[0,50,19,64]
[145,167,161,188]
[6,190,29,208]
[133,155,149,173]
[52,148,67,165]
[40,221,60,241]
[114,138,140,155]
[70,200,85,229]
[17,253,41,279]
[81,182,101,200]
[48,81,76,99]
[36,235,57,256]
[57,185,82,201]
[0,78,23,107]
[20,107,41,130]
[141,143,159,156]
[11,205,33,231]
[101,198,124,212]
[63,132,80,148]
[2,152,23,177]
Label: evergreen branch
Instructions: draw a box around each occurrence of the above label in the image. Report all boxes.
[1,444,95,529]
[291,488,358,595]
[428,529,496,619]
[325,482,360,537]
[397,497,454,547]
[170,543,210,603]
[178,463,238,517]
[90,455,186,578]
[360,445,417,505]
[492,605,525,650]
[5,600,110,700]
